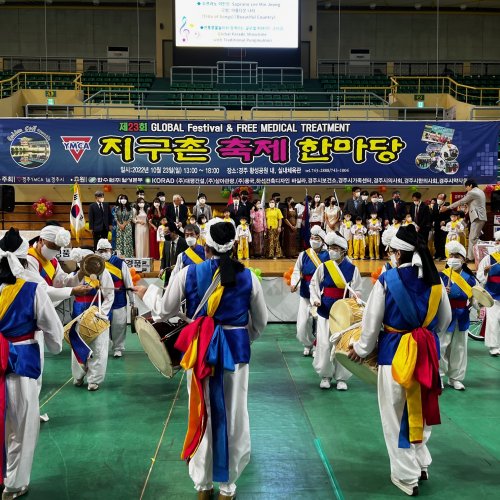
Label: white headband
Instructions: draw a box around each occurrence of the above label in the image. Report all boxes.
[40,226,71,248]
[445,241,467,259]
[204,218,235,253]
[310,225,326,240]
[382,226,397,249]
[495,230,500,241]
[324,232,348,250]
[389,235,416,252]
[69,248,94,263]
[96,238,112,250]
[0,238,29,278]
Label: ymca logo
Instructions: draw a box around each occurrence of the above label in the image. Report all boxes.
[61,136,92,163]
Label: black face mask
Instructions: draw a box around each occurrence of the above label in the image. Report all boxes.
[394,197,400,202]
[241,196,248,202]
[274,198,280,203]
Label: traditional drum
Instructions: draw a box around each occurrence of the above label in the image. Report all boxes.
[134,316,185,378]
[335,325,378,385]
[471,285,494,308]
[63,305,110,345]
[329,297,364,333]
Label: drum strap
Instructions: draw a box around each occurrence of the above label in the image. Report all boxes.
[441,268,472,299]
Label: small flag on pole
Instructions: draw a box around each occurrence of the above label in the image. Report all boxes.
[70,182,85,243]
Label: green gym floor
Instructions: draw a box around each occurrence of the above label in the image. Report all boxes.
[35,325,500,500]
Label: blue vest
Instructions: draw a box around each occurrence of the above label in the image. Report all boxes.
[0,280,41,379]
[108,255,127,310]
[72,286,98,318]
[184,259,253,363]
[486,255,500,300]
[439,269,475,333]
[317,259,355,319]
[378,267,441,365]
[299,250,330,299]
[181,245,206,268]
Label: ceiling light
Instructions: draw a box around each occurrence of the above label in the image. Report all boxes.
[93,0,99,5]
[460,4,467,10]
[414,3,422,9]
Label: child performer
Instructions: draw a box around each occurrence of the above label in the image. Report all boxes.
[235,216,252,260]
[290,226,330,356]
[198,215,208,246]
[310,232,362,390]
[367,212,383,260]
[438,241,477,390]
[351,216,367,260]
[442,211,466,248]
[339,214,354,258]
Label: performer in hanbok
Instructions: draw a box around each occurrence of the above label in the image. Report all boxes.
[438,241,476,390]
[349,225,451,496]
[290,226,330,357]
[135,219,267,500]
[0,228,63,500]
[476,230,500,356]
[310,232,362,390]
[69,248,114,391]
[171,224,205,281]
[96,239,134,358]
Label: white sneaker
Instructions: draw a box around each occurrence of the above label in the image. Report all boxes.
[449,379,465,391]
[88,383,99,391]
[2,486,29,500]
[303,346,312,357]
[319,377,331,389]
[489,348,500,356]
[40,413,50,422]
[113,350,123,358]
[336,380,348,391]
[73,378,84,387]
[312,347,316,358]
[391,476,419,496]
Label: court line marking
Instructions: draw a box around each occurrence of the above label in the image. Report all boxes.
[139,370,185,500]
[40,377,73,409]
[278,339,345,500]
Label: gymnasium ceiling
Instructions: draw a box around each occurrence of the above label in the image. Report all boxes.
[1,0,500,11]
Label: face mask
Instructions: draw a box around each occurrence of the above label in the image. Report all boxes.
[154,202,160,208]
[390,254,398,267]
[98,197,104,203]
[201,219,207,224]
[100,251,112,261]
[437,199,444,205]
[371,215,377,219]
[310,239,322,250]
[274,197,280,203]
[159,197,165,202]
[138,203,145,208]
[241,196,248,202]
[199,198,206,204]
[361,195,368,201]
[120,199,127,205]
[314,197,320,202]
[186,237,197,247]
[394,196,400,202]
[447,258,462,270]
[269,203,275,208]
[255,204,261,210]
[41,245,59,260]
[413,201,419,205]
[378,198,384,203]
[371,198,378,203]
[329,250,342,261]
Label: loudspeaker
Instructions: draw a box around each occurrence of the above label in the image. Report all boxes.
[0,185,15,212]
[492,191,500,212]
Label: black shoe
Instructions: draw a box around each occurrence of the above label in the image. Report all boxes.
[419,471,429,481]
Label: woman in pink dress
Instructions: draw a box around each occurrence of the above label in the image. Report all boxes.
[250,199,266,257]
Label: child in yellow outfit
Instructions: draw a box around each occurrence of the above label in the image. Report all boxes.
[350,216,367,260]
[339,214,354,258]
[197,215,208,246]
[367,212,382,259]
[443,211,466,256]
[236,216,252,260]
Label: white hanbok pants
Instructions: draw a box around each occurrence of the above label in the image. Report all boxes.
[4,375,40,493]
[439,325,467,381]
[71,329,110,385]
[378,365,432,486]
[313,316,351,381]
[485,299,500,349]
[110,306,127,353]
[187,364,250,496]
[35,331,44,398]
[296,296,315,348]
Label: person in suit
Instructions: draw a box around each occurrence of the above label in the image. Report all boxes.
[228,192,249,225]
[192,192,213,221]
[432,193,450,261]
[166,194,188,235]
[159,230,188,286]
[441,178,487,261]
[343,187,366,221]
[366,191,386,221]
[88,190,112,250]
[384,190,407,227]
[409,191,432,243]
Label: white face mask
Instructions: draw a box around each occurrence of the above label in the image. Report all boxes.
[186,237,197,247]
[437,199,444,205]
[413,201,419,205]
[310,239,323,250]
[390,254,398,267]
[378,198,384,203]
[269,203,275,208]
[159,196,165,202]
[199,198,206,205]
[371,215,377,219]
[314,197,320,202]
[120,199,127,205]
[99,251,112,261]
[138,203,145,208]
[329,249,342,261]
[361,195,368,201]
[371,198,378,203]
[447,258,462,270]
[154,202,160,208]
[41,245,59,260]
